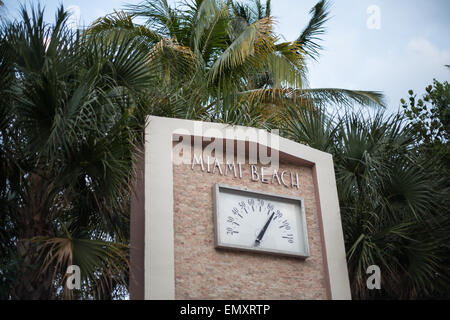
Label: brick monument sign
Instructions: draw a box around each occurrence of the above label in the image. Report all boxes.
[130,116,350,300]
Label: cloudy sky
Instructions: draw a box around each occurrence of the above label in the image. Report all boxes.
[3,0,450,113]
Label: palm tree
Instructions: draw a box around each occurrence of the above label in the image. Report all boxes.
[283,106,450,299]
[0,4,153,299]
[87,0,384,128]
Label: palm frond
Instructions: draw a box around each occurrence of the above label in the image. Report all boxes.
[296,0,330,61]
[237,87,385,109]
[208,16,275,84]
[87,10,162,44]
[34,234,128,299]
[192,0,229,62]
[147,37,199,84]
[126,0,183,39]
[302,88,385,108]
[283,104,338,152]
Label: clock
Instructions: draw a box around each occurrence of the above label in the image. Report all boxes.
[212,184,310,258]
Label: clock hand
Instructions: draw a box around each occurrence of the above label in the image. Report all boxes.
[254,212,275,247]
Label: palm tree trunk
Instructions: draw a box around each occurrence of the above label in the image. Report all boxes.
[11,174,56,299]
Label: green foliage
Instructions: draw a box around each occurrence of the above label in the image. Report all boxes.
[401,80,450,184]
[88,0,384,125]
[0,4,152,299]
[295,0,329,62]
[401,79,450,146]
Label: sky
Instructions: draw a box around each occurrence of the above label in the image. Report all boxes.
[2,0,450,113]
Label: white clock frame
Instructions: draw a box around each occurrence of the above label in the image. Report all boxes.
[213,184,310,258]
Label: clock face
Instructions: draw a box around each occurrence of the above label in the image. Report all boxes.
[213,184,309,258]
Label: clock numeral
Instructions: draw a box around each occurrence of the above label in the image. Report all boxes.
[232,207,243,218]
[238,201,248,214]
[226,227,239,235]
[247,198,255,211]
[227,216,240,226]
[279,219,291,230]
[257,199,264,212]
[273,210,283,220]
[283,234,294,244]
[266,203,274,215]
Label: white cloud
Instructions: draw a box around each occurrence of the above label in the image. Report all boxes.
[382,37,450,108]
[407,37,450,63]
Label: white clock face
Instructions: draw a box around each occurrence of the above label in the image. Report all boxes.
[213,184,309,258]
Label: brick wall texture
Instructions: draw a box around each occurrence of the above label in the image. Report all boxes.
[172,154,328,299]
